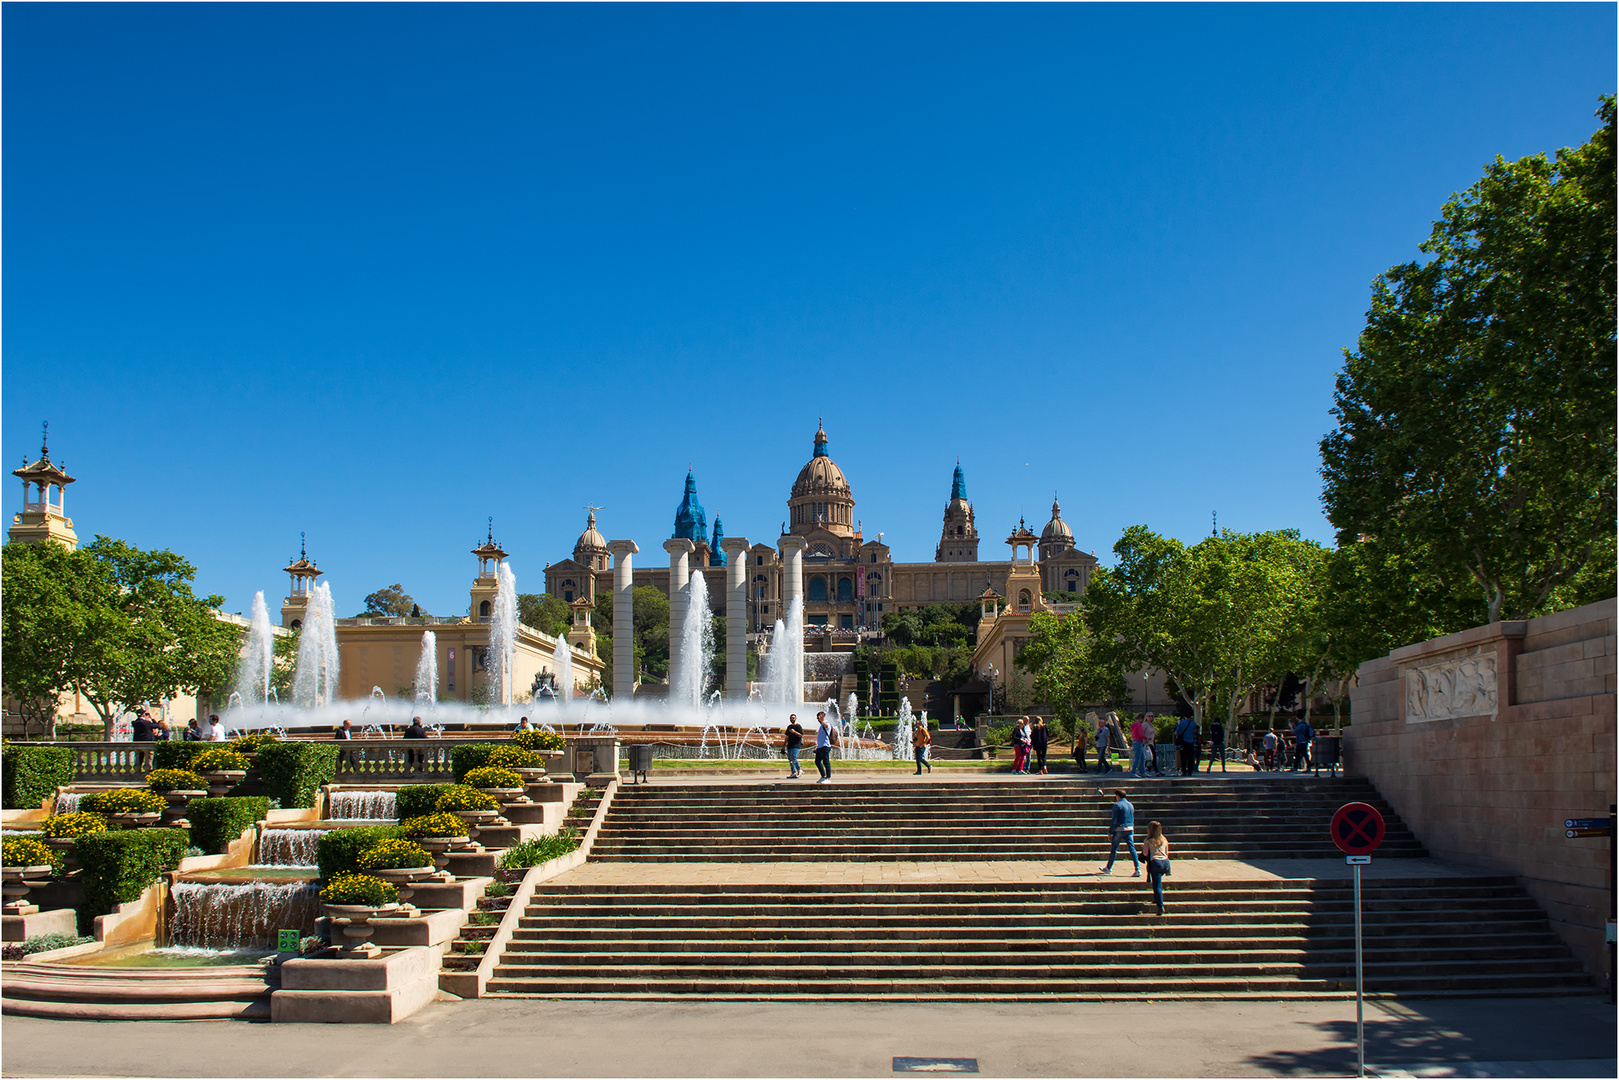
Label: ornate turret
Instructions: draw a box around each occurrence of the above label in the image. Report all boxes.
[788,419,854,538]
[1040,496,1075,561]
[281,533,322,628]
[9,422,77,550]
[573,508,609,572]
[936,459,979,562]
[470,519,507,621]
[710,517,727,566]
[673,470,708,543]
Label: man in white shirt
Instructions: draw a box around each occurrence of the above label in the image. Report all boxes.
[206,714,226,742]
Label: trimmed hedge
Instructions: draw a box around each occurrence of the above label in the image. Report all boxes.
[2,745,74,810]
[255,741,338,809]
[153,742,207,771]
[316,825,405,882]
[77,828,190,926]
[396,784,452,821]
[449,743,498,782]
[187,797,270,855]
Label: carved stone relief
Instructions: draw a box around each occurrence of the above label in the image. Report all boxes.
[1404,648,1498,722]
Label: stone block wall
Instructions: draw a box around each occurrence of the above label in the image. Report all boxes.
[1345,598,1615,983]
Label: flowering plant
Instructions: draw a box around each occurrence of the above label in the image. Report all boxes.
[511,729,565,753]
[357,840,433,872]
[145,769,207,794]
[40,812,108,840]
[2,836,56,869]
[81,788,166,816]
[398,813,469,840]
[463,767,523,790]
[319,872,398,906]
[434,785,499,813]
[191,748,251,772]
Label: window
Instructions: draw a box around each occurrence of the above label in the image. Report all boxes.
[757,556,763,565]
[1067,581,1077,592]
[837,578,853,603]
[808,614,828,626]
[563,590,574,603]
[757,586,766,600]
[808,577,828,603]
[479,600,492,617]
[871,554,878,563]
[290,619,302,630]
[1017,590,1032,613]
[841,615,854,629]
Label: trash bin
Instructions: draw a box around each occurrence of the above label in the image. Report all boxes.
[628,744,655,784]
[1312,736,1342,777]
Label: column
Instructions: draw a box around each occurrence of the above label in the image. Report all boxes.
[663,538,695,694]
[608,540,639,699]
[723,537,750,701]
[778,535,807,706]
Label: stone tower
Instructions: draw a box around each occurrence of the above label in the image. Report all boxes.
[9,424,77,550]
[935,461,979,562]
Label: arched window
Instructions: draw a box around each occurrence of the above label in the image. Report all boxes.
[1017,590,1032,612]
[479,600,492,617]
[290,619,302,630]
[837,578,853,603]
[808,577,828,603]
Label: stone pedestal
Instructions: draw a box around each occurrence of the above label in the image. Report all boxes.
[723,537,750,701]
[273,946,441,1024]
[1,906,77,943]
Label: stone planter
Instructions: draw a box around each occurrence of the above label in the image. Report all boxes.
[477,787,527,804]
[322,902,402,959]
[451,809,502,841]
[416,836,468,878]
[201,769,246,796]
[512,767,547,784]
[2,865,54,916]
[160,789,205,827]
[107,812,162,829]
[42,837,81,873]
[372,866,436,909]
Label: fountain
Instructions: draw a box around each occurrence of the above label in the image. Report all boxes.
[232,592,276,706]
[256,828,327,867]
[291,582,340,708]
[891,697,916,761]
[326,790,397,820]
[761,597,805,706]
[669,570,715,711]
[488,561,518,706]
[167,879,321,949]
[413,631,439,714]
[551,635,575,706]
[54,792,81,814]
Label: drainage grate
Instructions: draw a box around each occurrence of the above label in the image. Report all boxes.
[894,1058,979,1073]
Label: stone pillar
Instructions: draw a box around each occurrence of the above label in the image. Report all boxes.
[608,540,639,699]
[778,535,806,617]
[663,539,695,691]
[722,537,750,701]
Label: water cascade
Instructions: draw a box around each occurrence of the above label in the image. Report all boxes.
[326,791,397,820]
[232,592,276,706]
[891,697,915,761]
[489,562,518,706]
[413,631,438,714]
[291,582,340,708]
[551,635,575,706]
[54,792,81,814]
[762,597,805,706]
[167,880,321,949]
[256,829,328,866]
[670,570,715,712]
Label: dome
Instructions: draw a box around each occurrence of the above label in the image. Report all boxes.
[791,421,850,500]
[788,420,855,537]
[1041,498,1073,542]
[574,509,608,561]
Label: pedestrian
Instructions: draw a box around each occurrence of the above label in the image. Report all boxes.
[182,717,203,742]
[403,715,428,773]
[1205,718,1226,773]
[334,718,358,773]
[1095,714,1112,774]
[131,709,159,770]
[1097,788,1140,876]
[1031,717,1049,774]
[515,716,533,733]
[912,719,932,775]
[1010,716,1031,774]
[1130,714,1153,776]
[1142,820,1171,915]
[1262,728,1278,771]
[1073,718,1089,773]
[1172,714,1199,775]
[814,711,837,783]
[206,714,226,742]
[784,714,804,779]
[1292,714,1314,771]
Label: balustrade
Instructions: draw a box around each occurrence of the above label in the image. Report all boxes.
[42,736,535,784]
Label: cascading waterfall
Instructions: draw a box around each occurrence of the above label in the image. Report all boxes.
[413,631,438,713]
[551,635,575,705]
[256,829,329,866]
[489,562,518,706]
[233,592,276,705]
[54,792,82,814]
[326,791,397,820]
[167,880,321,949]
[292,582,340,708]
[670,571,715,711]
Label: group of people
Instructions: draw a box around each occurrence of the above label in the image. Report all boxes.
[1075,710,1321,777]
[1008,716,1051,774]
[1096,788,1172,916]
[781,712,841,783]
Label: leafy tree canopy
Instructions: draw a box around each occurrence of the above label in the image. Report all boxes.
[358,584,425,618]
[517,593,571,638]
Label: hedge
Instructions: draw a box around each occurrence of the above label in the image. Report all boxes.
[449,743,499,782]
[315,825,405,882]
[2,745,74,810]
[255,741,337,809]
[152,742,207,771]
[187,797,270,855]
[77,828,190,927]
[396,784,452,821]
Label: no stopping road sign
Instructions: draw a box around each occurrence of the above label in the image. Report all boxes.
[1331,802,1386,857]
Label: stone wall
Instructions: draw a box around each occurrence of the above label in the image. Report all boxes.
[1345,598,1616,982]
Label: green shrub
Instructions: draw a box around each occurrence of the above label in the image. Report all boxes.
[230,733,279,754]
[254,741,338,809]
[191,747,250,772]
[395,784,452,820]
[449,743,498,782]
[398,813,468,840]
[2,835,56,868]
[315,825,405,881]
[2,745,74,810]
[463,766,523,789]
[497,828,581,870]
[186,796,270,855]
[40,811,108,840]
[356,839,432,871]
[145,768,206,794]
[319,872,398,906]
[486,745,542,770]
[435,785,499,813]
[19,931,94,955]
[77,829,189,923]
[152,742,206,771]
[511,729,565,753]
[81,789,166,816]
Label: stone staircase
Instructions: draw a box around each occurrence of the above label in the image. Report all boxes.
[486,877,1590,1000]
[591,778,1428,861]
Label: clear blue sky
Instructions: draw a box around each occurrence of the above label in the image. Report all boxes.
[4,4,1612,619]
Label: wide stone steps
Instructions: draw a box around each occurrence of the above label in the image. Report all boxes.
[0,962,277,1020]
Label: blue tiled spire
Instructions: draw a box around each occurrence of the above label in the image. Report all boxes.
[673,470,707,541]
[710,518,726,566]
[951,460,968,501]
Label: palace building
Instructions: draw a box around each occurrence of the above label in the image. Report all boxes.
[543,421,1098,639]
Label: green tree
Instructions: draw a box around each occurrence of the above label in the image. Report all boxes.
[1,541,79,737]
[1322,97,1616,626]
[357,584,425,618]
[517,593,571,638]
[1017,609,1129,727]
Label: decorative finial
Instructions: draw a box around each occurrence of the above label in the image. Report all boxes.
[41,421,49,459]
[488,516,494,544]
[1212,510,1217,536]
[300,532,307,558]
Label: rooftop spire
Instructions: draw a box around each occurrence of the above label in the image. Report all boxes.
[813,418,828,457]
[951,461,968,501]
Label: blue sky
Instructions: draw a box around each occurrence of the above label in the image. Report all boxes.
[4,4,1612,619]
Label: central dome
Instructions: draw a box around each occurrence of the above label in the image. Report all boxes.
[788,420,855,537]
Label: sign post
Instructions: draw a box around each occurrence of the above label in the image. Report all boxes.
[1332,802,1386,1078]
[1565,811,1616,1002]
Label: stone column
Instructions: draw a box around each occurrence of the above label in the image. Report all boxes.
[778,536,807,706]
[608,540,639,699]
[663,539,695,693]
[723,537,750,702]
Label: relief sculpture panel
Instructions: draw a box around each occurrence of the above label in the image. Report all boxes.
[1404,649,1498,722]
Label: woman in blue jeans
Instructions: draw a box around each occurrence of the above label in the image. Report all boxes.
[1143,820,1171,915]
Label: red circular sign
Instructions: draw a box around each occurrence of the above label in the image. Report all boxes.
[1331,802,1386,856]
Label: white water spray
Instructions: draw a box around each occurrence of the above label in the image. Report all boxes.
[233,592,276,705]
[488,562,518,706]
[292,582,340,708]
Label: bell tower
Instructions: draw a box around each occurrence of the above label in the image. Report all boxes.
[9,423,78,550]
[470,519,508,621]
[935,460,979,562]
[281,534,323,628]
